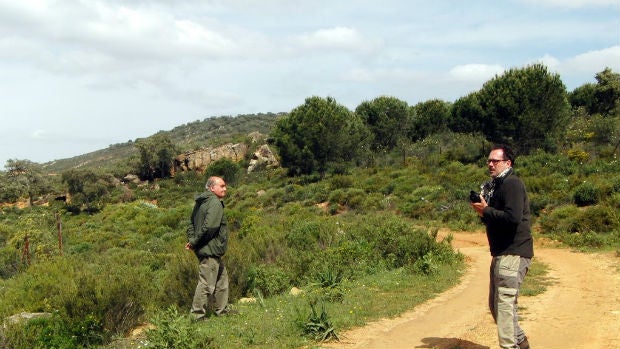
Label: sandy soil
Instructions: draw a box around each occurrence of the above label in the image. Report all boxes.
[320,231,620,349]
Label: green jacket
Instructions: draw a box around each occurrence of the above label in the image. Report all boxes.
[186,191,228,258]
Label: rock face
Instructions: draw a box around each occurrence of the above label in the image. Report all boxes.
[5,312,52,325]
[173,143,249,174]
[247,145,280,173]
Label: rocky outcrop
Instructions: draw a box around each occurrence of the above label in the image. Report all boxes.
[173,143,248,174]
[247,145,280,173]
[5,312,52,325]
[247,131,266,143]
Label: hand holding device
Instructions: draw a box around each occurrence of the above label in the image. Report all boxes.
[469,190,481,203]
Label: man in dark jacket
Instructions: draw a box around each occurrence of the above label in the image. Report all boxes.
[471,144,533,349]
[185,176,232,319]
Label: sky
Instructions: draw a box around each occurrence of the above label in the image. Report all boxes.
[1,0,619,167]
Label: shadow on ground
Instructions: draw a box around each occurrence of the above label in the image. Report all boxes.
[417,337,490,349]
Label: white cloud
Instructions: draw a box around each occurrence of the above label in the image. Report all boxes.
[532,46,620,88]
[561,46,620,73]
[297,27,379,54]
[31,129,47,139]
[341,67,421,83]
[449,64,505,82]
[1,0,619,165]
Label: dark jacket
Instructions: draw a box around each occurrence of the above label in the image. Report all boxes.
[482,171,534,258]
[186,191,228,258]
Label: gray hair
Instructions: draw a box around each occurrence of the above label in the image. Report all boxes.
[205,176,220,189]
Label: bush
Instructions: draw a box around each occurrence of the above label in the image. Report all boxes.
[145,306,214,349]
[159,251,198,310]
[538,205,580,234]
[573,181,600,206]
[0,246,22,279]
[204,158,241,186]
[574,205,619,233]
[1,314,103,349]
[539,204,618,235]
[329,175,354,190]
[246,264,291,297]
[563,231,606,248]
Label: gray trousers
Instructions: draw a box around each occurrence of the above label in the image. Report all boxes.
[489,255,531,349]
[191,256,229,320]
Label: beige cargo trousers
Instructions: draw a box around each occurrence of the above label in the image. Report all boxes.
[489,254,531,349]
[191,256,229,320]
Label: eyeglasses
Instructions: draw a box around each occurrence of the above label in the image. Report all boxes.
[487,159,506,165]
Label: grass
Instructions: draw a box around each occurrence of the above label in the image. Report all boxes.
[118,262,465,349]
[520,259,553,297]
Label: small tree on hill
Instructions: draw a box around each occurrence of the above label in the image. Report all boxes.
[477,63,570,154]
[4,159,50,206]
[204,158,241,186]
[272,96,370,176]
[410,99,451,141]
[61,169,113,213]
[355,96,411,152]
[135,133,177,181]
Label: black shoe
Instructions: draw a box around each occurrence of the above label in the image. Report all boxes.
[518,336,530,349]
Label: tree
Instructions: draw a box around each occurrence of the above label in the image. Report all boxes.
[477,63,570,154]
[61,169,113,213]
[135,133,177,181]
[410,99,451,141]
[272,96,369,176]
[355,96,411,152]
[204,158,241,186]
[4,159,50,206]
[569,68,620,116]
[593,68,620,116]
[0,172,22,203]
[568,83,597,114]
[449,92,485,134]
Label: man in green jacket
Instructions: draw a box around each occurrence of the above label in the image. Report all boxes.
[185,176,232,319]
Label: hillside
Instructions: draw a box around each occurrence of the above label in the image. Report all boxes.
[41,112,283,174]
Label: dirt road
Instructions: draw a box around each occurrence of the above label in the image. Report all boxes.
[321,231,620,349]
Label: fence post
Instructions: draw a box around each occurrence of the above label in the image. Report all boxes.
[56,211,63,256]
[22,235,30,265]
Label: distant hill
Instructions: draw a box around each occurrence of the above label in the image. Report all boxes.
[41,112,283,174]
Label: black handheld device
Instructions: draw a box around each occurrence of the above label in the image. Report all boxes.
[469,190,481,203]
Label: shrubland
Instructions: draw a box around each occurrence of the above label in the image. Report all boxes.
[0,65,618,348]
[1,143,619,348]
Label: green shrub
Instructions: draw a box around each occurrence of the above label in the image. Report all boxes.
[159,251,198,310]
[0,246,22,279]
[528,192,552,216]
[573,181,600,206]
[538,205,580,234]
[612,193,620,209]
[328,188,367,209]
[539,204,618,235]
[411,251,439,275]
[145,306,214,349]
[354,215,450,269]
[329,175,353,190]
[518,151,577,176]
[204,158,241,187]
[1,314,103,349]
[574,205,619,233]
[246,264,291,297]
[563,231,606,248]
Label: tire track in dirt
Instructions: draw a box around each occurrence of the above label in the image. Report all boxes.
[320,232,620,349]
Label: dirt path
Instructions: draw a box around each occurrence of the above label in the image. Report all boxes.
[321,231,620,349]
